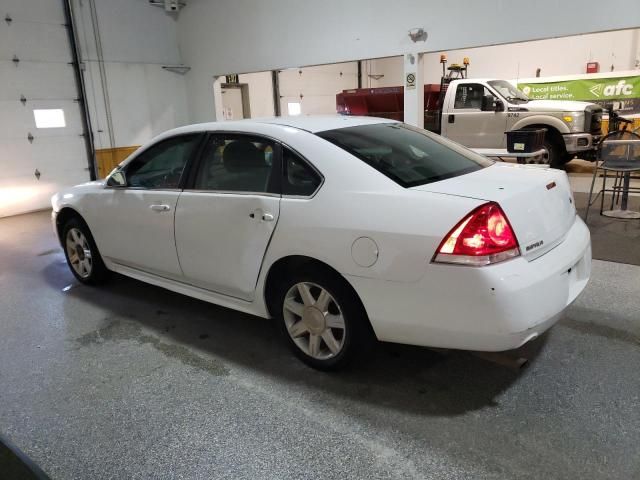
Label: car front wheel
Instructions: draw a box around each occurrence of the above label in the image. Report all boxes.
[275,269,371,370]
[62,217,108,285]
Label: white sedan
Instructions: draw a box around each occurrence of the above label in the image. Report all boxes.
[52,116,591,370]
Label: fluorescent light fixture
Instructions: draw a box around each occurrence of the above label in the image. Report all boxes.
[33,109,66,128]
[287,102,301,116]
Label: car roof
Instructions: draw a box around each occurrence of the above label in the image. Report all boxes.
[253,115,397,132]
[450,78,499,83]
[167,115,397,137]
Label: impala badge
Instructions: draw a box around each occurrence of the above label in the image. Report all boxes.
[526,240,544,252]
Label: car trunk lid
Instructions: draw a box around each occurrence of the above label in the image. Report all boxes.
[411,163,576,260]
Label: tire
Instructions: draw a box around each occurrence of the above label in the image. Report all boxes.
[274,267,373,371]
[61,217,109,285]
[540,138,570,169]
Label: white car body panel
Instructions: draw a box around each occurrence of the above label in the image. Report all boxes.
[522,100,596,112]
[175,191,280,301]
[52,116,592,352]
[349,215,591,350]
[412,162,577,260]
[94,189,183,278]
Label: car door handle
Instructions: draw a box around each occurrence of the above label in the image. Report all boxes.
[249,210,274,221]
[150,204,171,212]
[448,114,455,124]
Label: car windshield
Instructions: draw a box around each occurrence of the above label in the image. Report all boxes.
[488,80,529,103]
[317,123,493,188]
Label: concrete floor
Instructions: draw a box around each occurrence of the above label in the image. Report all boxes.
[1,210,639,480]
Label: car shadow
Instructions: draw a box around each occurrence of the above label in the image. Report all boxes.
[43,258,548,417]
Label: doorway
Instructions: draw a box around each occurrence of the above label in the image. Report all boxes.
[220,84,251,120]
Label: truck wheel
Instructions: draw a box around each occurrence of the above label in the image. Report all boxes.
[537,139,570,169]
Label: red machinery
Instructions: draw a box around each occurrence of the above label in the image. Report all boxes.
[336,56,469,133]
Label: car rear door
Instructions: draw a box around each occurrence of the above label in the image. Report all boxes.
[174,133,281,301]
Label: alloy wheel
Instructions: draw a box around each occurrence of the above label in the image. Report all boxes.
[282,282,346,360]
[65,227,93,278]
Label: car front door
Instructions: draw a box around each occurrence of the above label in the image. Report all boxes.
[442,83,507,149]
[174,133,281,301]
[93,133,203,279]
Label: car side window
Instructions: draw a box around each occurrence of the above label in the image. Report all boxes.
[126,134,201,189]
[282,148,321,196]
[454,84,493,110]
[193,135,277,193]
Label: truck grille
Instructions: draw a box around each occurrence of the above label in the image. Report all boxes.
[585,105,603,135]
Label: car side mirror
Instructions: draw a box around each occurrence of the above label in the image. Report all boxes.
[494,100,505,112]
[107,170,127,188]
[481,94,496,111]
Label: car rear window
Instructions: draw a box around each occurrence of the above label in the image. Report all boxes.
[317,123,493,188]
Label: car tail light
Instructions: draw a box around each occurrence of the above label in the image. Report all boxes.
[433,202,520,266]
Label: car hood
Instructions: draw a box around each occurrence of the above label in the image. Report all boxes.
[522,100,598,113]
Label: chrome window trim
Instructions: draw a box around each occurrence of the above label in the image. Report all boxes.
[103,185,182,192]
[181,189,281,198]
[280,194,320,200]
[103,180,182,192]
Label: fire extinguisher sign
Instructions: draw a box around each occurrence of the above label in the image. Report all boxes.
[406,73,416,90]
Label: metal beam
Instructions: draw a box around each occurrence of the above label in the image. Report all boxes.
[271,70,281,116]
[63,0,97,180]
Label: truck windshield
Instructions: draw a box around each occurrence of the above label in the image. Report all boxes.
[488,80,529,103]
[317,123,493,188]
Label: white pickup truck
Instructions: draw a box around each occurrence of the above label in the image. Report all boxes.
[433,79,603,168]
[337,78,604,168]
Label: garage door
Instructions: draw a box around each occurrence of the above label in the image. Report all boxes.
[278,62,358,116]
[0,1,90,218]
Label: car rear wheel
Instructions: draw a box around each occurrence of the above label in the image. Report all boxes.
[62,218,108,285]
[275,268,372,370]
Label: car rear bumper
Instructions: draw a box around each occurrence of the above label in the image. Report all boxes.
[347,215,591,351]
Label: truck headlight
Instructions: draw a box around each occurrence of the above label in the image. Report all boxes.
[563,112,584,132]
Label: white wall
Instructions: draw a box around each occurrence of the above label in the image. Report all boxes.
[278,62,358,115]
[362,57,404,88]
[177,0,640,123]
[358,29,640,91]
[73,0,189,148]
[238,71,275,118]
[423,29,640,83]
[231,64,358,119]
